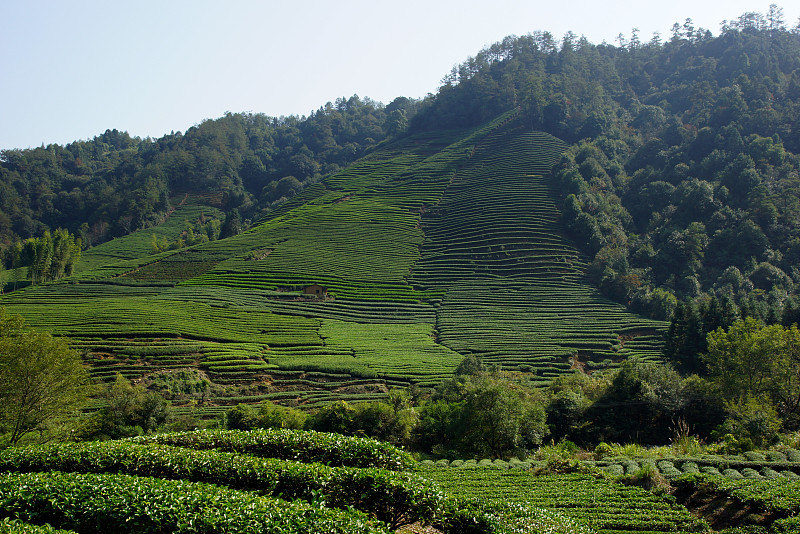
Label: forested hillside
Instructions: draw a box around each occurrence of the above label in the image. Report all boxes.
[404,12,800,371]
[0,96,418,248]
[7,9,800,534]
[3,12,800,333]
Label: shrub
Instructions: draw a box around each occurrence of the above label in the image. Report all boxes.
[435,497,594,534]
[594,442,614,459]
[785,449,800,462]
[624,462,671,493]
[681,461,700,474]
[129,428,414,470]
[723,468,744,480]
[0,471,390,534]
[773,516,800,533]
[224,401,307,430]
[0,441,441,528]
[743,451,766,462]
[740,468,762,479]
[602,463,625,476]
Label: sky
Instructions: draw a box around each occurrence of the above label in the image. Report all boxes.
[1,0,798,150]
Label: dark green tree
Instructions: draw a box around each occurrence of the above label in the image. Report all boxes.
[220,208,242,238]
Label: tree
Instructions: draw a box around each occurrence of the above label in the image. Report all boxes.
[85,374,169,439]
[14,229,82,285]
[588,358,685,444]
[225,401,307,430]
[459,374,547,458]
[0,309,90,446]
[385,109,408,135]
[454,354,485,376]
[220,208,242,238]
[705,318,779,400]
[704,318,800,431]
[663,301,706,373]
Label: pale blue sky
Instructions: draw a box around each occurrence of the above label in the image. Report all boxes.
[1,0,797,150]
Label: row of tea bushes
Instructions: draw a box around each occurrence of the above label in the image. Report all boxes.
[128,427,414,470]
[0,441,440,528]
[420,467,707,533]
[0,519,76,534]
[0,471,389,534]
[593,451,800,480]
[675,473,800,531]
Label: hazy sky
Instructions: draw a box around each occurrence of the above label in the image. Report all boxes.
[2,0,798,150]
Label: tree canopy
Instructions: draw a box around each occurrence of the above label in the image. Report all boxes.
[0,309,90,446]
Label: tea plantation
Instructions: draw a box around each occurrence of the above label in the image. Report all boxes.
[0,428,600,533]
[0,112,664,408]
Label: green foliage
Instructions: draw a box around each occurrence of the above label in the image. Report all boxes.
[9,229,82,285]
[0,309,90,447]
[0,471,390,533]
[0,112,664,411]
[676,472,800,515]
[79,374,169,440]
[714,397,783,449]
[151,214,222,253]
[305,390,419,447]
[418,372,547,459]
[421,466,707,533]
[623,462,672,493]
[128,427,414,470]
[586,358,686,444]
[0,519,76,534]
[0,101,410,250]
[415,24,795,332]
[435,497,594,534]
[225,401,307,430]
[0,440,441,527]
[705,318,800,439]
[459,375,547,459]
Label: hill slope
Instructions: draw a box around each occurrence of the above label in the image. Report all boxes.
[0,113,663,407]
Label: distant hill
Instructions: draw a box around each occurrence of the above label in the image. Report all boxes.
[0,112,663,409]
[0,97,420,248]
[2,10,800,402]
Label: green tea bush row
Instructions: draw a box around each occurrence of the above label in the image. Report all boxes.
[436,498,593,534]
[676,472,800,514]
[0,471,389,534]
[0,441,439,527]
[128,428,414,469]
[421,467,708,533]
[595,455,800,480]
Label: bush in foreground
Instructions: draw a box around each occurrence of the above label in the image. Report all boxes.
[0,471,390,534]
[0,441,440,528]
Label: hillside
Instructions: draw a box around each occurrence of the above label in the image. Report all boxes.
[4,18,800,334]
[5,11,800,534]
[0,112,663,411]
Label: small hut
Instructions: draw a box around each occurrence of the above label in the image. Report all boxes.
[302,284,328,300]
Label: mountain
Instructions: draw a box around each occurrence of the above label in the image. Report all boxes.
[0,112,663,411]
[2,13,800,409]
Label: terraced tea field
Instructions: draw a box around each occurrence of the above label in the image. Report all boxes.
[419,465,708,533]
[410,120,663,382]
[0,112,666,407]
